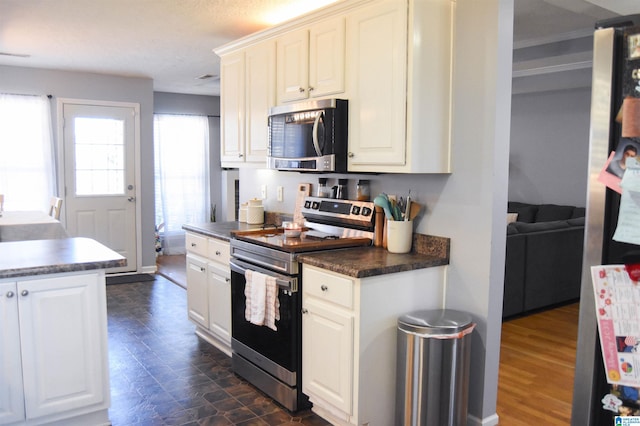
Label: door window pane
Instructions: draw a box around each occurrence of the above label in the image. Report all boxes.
[74,117,125,195]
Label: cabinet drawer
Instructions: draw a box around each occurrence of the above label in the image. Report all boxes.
[186,232,208,257]
[208,239,230,265]
[304,266,353,309]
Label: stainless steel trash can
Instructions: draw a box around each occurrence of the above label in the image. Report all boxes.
[396,309,475,426]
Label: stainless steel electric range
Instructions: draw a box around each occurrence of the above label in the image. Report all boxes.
[228,196,375,412]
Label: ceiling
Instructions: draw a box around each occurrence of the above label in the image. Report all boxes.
[0,0,637,96]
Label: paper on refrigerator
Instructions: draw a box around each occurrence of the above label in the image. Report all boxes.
[613,161,640,245]
[591,264,640,387]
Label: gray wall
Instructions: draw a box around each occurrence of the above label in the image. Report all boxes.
[0,64,156,272]
[509,87,591,207]
[153,92,222,219]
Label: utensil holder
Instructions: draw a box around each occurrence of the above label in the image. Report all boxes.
[386,220,413,253]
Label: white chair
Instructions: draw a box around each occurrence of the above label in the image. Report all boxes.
[49,197,63,220]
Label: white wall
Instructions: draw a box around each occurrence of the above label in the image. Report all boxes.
[0,65,156,272]
[509,87,591,207]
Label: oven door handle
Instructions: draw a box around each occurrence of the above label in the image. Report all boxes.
[230,259,298,293]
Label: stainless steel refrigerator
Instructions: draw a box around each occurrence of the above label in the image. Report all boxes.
[573,14,640,426]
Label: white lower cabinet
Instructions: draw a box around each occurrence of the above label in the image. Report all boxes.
[302,264,446,425]
[185,233,232,355]
[207,262,231,346]
[0,272,110,426]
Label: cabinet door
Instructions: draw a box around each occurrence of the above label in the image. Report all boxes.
[276,29,309,103]
[346,0,408,170]
[309,17,345,98]
[0,282,25,424]
[220,51,246,165]
[187,254,209,328]
[245,41,275,164]
[208,263,231,345]
[18,273,107,420]
[302,297,354,415]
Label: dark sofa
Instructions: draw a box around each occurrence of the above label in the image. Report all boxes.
[503,202,585,318]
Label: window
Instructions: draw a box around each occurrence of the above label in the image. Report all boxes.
[154,114,210,255]
[0,94,55,211]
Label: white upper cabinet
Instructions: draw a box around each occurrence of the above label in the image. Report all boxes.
[220,51,245,166]
[245,41,275,163]
[276,17,345,103]
[345,0,408,169]
[215,0,453,173]
[219,40,275,168]
[346,0,453,173]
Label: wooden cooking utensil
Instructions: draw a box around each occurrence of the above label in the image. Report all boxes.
[408,202,422,221]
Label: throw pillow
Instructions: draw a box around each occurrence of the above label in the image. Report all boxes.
[507,213,518,224]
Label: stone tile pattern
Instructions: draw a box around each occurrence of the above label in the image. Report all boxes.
[107,276,329,426]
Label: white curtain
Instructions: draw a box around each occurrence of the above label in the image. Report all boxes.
[0,94,55,211]
[154,114,210,255]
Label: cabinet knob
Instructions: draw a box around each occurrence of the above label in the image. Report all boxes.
[200,267,205,272]
[298,87,305,93]
[21,290,29,297]
[321,285,328,291]
[215,250,221,256]
[6,291,14,298]
[308,86,315,92]
[238,153,244,158]
[302,308,308,314]
[226,278,230,283]
[348,152,354,158]
[191,243,197,247]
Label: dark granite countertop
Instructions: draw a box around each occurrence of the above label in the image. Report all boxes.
[184,221,450,279]
[0,237,126,279]
[182,221,264,242]
[297,234,450,278]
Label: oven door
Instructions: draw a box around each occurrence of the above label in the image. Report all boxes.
[229,258,300,383]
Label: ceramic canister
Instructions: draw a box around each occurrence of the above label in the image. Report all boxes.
[247,204,264,224]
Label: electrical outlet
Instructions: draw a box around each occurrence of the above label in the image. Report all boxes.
[277,186,284,202]
[261,185,267,199]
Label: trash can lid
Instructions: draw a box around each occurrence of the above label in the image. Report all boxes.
[398,309,474,336]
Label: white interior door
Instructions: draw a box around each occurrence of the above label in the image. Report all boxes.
[62,103,137,273]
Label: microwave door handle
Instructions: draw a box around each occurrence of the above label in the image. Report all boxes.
[312,111,324,157]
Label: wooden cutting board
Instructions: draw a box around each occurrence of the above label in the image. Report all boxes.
[293,183,311,224]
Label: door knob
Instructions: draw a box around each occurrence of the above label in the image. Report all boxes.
[128,197,136,202]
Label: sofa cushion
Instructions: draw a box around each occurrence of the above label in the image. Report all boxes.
[535,204,575,222]
[514,220,570,233]
[571,207,586,218]
[508,202,538,223]
[507,222,519,235]
[567,217,585,227]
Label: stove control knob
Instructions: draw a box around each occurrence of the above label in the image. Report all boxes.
[351,206,361,215]
[311,201,320,209]
[304,200,311,208]
[361,207,372,216]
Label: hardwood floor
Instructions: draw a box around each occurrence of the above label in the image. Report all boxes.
[155,254,579,424]
[156,254,187,288]
[497,303,579,425]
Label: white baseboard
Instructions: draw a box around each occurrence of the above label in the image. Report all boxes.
[468,413,499,426]
[141,264,157,274]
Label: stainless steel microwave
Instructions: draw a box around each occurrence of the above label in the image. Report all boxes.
[267,99,348,172]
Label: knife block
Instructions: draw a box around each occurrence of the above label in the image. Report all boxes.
[374,206,384,247]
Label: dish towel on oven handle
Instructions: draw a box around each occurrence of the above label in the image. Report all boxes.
[244,269,280,331]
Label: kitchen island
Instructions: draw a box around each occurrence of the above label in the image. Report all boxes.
[0,237,125,426]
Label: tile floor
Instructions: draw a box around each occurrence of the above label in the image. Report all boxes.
[106,275,330,426]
